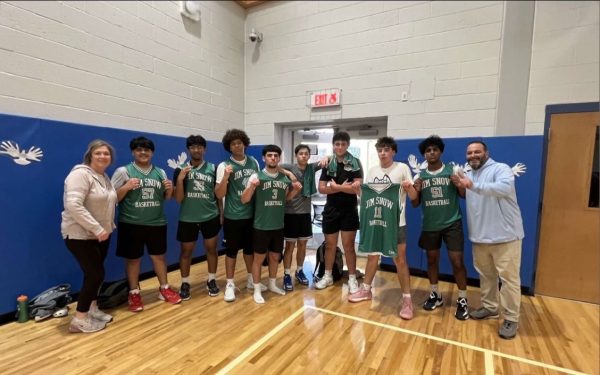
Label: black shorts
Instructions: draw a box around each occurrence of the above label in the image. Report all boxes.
[116,222,167,259]
[397,225,407,245]
[284,213,312,241]
[322,205,359,234]
[177,216,221,242]
[253,228,284,254]
[223,217,254,255]
[418,220,464,252]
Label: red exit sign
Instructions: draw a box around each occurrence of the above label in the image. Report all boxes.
[310,89,341,108]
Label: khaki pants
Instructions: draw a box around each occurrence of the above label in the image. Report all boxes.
[473,240,522,322]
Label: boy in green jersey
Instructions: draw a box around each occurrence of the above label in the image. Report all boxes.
[173,135,222,300]
[111,137,181,312]
[215,129,260,302]
[411,135,469,320]
[241,145,302,304]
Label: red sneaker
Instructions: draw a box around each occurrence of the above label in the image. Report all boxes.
[158,286,182,304]
[128,293,144,312]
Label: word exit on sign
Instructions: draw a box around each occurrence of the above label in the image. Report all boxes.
[310,88,341,108]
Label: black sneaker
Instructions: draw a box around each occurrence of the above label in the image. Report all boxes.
[423,291,443,311]
[179,282,191,301]
[455,297,469,320]
[207,279,220,297]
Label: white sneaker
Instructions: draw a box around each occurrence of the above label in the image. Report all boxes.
[348,278,360,294]
[69,316,106,333]
[315,274,333,290]
[224,283,237,302]
[89,308,113,323]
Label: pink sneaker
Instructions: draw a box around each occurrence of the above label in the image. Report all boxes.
[399,296,414,320]
[348,287,372,303]
[158,287,182,304]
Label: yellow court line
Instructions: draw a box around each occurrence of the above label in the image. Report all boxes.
[484,352,495,375]
[216,306,306,375]
[307,306,588,375]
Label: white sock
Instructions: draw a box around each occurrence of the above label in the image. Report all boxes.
[160,284,169,290]
[181,277,190,283]
[431,284,439,293]
[362,283,371,291]
[226,279,235,286]
[253,289,265,304]
[268,279,285,295]
[458,289,467,299]
[284,268,291,275]
[129,288,140,294]
[402,293,412,299]
[325,270,333,278]
[349,274,357,282]
[208,273,216,281]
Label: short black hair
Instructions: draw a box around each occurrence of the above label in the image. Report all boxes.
[332,131,350,144]
[262,144,282,156]
[467,140,488,151]
[130,136,155,151]
[418,135,444,155]
[186,135,207,149]
[222,129,250,153]
[375,136,397,153]
[295,144,311,155]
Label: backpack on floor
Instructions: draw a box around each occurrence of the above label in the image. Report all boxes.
[27,284,73,321]
[313,241,344,283]
[97,279,129,310]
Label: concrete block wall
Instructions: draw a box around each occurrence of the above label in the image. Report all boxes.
[0,1,245,141]
[525,1,599,135]
[245,1,506,144]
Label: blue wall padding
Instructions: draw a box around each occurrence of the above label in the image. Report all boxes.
[0,112,543,315]
[380,136,543,290]
[0,113,232,314]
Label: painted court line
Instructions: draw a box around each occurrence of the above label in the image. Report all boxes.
[484,352,495,375]
[216,306,305,375]
[307,306,587,375]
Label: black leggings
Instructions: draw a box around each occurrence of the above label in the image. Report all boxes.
[65,237,110,313]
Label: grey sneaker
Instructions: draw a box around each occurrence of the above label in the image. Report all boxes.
[499,320,518,339]
[469,307,499,320]
[69,316,106,333]
[88,308,113,323]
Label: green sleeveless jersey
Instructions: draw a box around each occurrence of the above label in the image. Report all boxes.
[419,164,462,231]
[358,183,401,257]
[119,163,167,226]
[253,170,291,230]
[178,161,219,223]
[223,156,260,220]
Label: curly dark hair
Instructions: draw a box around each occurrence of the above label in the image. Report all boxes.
[375,136,397,153]
[222,129,250,153]
[418,135,445,155]
[262,144,282,156]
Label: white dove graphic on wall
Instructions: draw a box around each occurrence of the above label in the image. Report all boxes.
[167,152,187,169]
[0,140,44,166]
[407,154,527,178]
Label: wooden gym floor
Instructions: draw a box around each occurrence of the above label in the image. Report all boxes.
[0,250,597,374]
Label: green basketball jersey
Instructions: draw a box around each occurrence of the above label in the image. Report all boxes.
[223,156,260,220]
[119,163,167,226]
[253,170,291,230]
[358,183,401,257]
[419,164,462,231]
[178,161,219,223]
